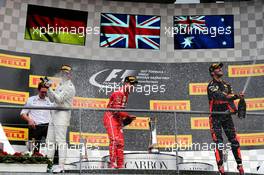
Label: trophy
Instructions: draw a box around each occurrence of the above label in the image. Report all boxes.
[81,137,88,161]
[148,116,159,153]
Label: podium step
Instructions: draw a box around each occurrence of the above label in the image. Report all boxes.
[66,169,257,174]
[1,169,257,175]
[0,169,258,175]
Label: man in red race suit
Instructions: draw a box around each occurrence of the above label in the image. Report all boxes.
[103,76,138,169]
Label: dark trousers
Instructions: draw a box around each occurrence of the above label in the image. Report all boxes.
[28,123,49,153]
[209,114,242,166]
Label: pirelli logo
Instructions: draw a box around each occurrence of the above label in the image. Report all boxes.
[238,133,264,146]
[73,97,109,108]
[150,100,190,111]
[228,64,264,77]
[124,117,150,130]
[0,53,30,69]
[235,98,264,111]
[189,83,208,95]
[3,126,28,141]
[0,89,29,104]
[29,75,61,89]
[157,135,192,148]
[191,117,209,130]
[69,132,109,146]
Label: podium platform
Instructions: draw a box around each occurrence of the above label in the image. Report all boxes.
[0,169,260,175]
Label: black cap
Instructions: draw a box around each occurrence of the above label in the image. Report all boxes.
[209,63,223,74]
[124,76,138,84]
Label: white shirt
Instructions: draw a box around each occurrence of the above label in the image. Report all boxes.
[20,95,53,125]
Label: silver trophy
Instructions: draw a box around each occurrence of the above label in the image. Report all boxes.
[81,137,88,161]
[223,148,229,172]
[26,138,35,154]
[148,116,159,153]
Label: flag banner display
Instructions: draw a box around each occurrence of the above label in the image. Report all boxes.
[175,0,251,4]
[100,13,160,50]
[25,4,88,45]
[174,15,234,49]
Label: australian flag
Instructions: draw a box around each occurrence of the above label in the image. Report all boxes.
[174,15,234,49]
[100,13,160,50]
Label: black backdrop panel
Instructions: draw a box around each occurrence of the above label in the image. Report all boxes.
[0,49,263,150]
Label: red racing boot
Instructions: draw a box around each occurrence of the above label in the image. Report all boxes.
[218,165,226,175]
[237,164,245,175]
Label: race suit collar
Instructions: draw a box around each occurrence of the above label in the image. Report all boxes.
[120,86,129,95]
[213,77,223,83]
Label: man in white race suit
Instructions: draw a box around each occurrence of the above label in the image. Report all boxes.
[45,65,76,172]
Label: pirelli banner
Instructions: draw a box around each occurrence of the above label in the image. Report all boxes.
[69,132,193,148]
[29,75,61,89]
[0,89,29,105]
[228,64,264,77]
[2,126,28,141]
[0,53,30,70]
[0,49,263,150]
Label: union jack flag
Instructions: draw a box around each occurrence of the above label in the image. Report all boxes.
[174,16,206,33]
[100,13,160,50]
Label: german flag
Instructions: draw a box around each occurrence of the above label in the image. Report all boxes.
[25,4,88,45]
